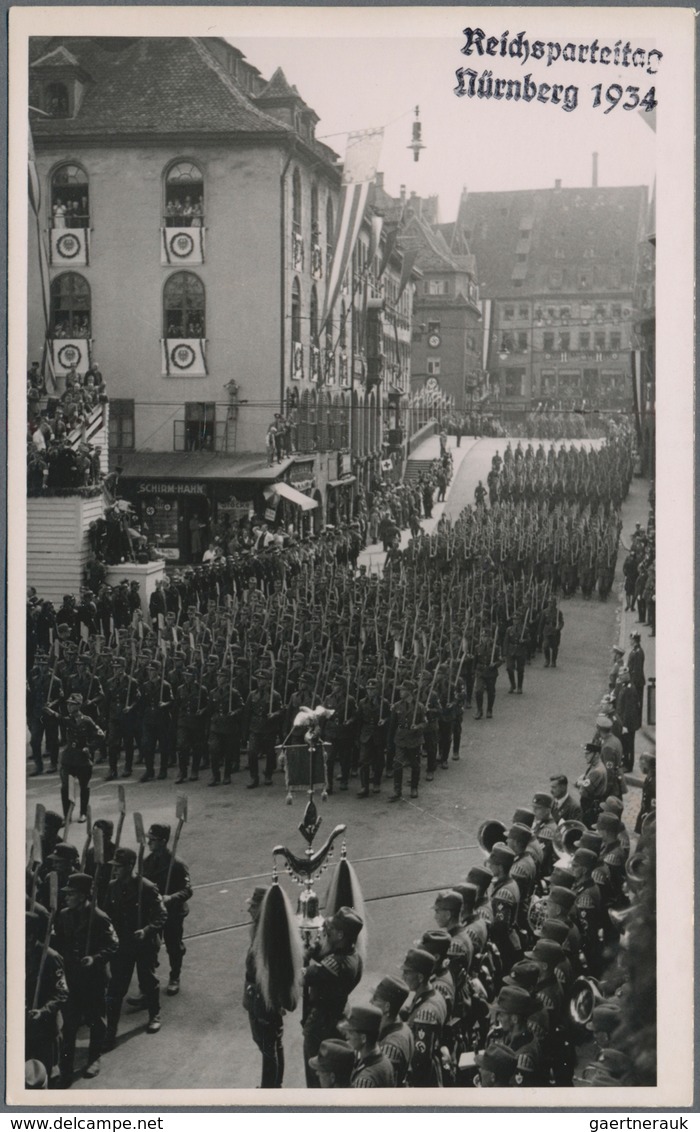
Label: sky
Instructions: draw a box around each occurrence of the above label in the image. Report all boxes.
[232,17,657,222]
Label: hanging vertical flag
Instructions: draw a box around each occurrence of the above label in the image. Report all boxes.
[28,124,56,389]
[320,128,384,335]
[480,299,493,372]
[396,246,419,302]
[368,214,383,267]
[630,349,643,443]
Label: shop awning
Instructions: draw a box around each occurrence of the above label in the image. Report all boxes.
[327,476,357,489]
[269,482,318,510]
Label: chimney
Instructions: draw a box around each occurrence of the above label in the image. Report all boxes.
[592,152,599,187]
[554,178,562,190]
[400,185,406,203]
[375,171,384,190]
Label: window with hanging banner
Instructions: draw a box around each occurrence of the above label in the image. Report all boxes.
[142,496,180,555]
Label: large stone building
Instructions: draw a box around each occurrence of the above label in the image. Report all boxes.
[28,36,416,560]
[453,175,649,415]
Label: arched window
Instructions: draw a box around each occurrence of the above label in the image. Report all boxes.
[164,160,204,227]
[51,163,89,229]
[46,82,69,118]
[326,196,335,266]
[310,285,319,342]
[299,390,310,452]
[291,278,302,343]
[163,271,205,337]
[50,273,91,338]
[292,169,302,234]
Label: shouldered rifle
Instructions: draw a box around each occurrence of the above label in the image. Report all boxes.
[63,799,75,847]
[134,812,146,930]
[32,871,58,1009]
[114,785,127,848]
[80,805,93,870]
[165,795,188,897]
[84,826,104,957]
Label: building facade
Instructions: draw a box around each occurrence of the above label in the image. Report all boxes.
[453,179,649,417]
[28,36,416,560]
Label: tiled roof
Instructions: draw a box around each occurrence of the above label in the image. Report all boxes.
[453,185,647,298]
[31,45,81,69]
[30,36,293,138]
[257,66,300,102]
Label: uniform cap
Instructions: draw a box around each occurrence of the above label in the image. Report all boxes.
[539,919,570,945]
[596,813,622,834]
[596,715,613,730]
[475,1043,518,1076]
[400,679,416,692]
[93,818,114,837]
[365,678,379,688]
[512,807,535,828]
[67,693,83,706]
[604,797,624,817]
[612,646,625,655]
[326,906,363,941]
[48,844,80,864]
[508,823,532,845]
[372,975,410,1013]
[339,1004,383,1040]
[433,889,463,914]
[308,1039,355,1077]
[43,811,64,830]
[548,886,576,913]
[249,886,268,907]
[586,1002,622,1033]
[525,938,563,965]
[62,873,93,896]
[572,847,598,870]
[401,948,437,977]
[493,985,537,1016]
[532,792,553,808]
[579,833,604,854]
[147,823,171,842]
[416,929,451,959]
[465,865,493,893]
[255,668,270,680]
[452,882,479,913]
[487,842,515,870]
[113,847,137,867]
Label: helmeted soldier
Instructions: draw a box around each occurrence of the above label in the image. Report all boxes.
[141,823,192,997]
[387,679,426,802]
[207,668,244,785]
[356,676,390,796]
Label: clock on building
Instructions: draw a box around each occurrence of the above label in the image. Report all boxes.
[428,333,441,348]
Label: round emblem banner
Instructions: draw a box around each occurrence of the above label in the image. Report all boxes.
[171,343,196,370]
[56,233,81,259]
[170,232,194,258]
[57,344,82,368]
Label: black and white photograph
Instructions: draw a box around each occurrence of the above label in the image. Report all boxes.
[6,4,694,1110]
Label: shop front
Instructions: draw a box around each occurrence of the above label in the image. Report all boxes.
[117,451,293,563]
[263,457,320,536]
[326,452,356,526]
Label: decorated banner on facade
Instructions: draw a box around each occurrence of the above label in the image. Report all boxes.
[50,227,90,267]
[292,341,303,380]
[51,338,92,376]
[161,226,205,266]
[162,338,208,376]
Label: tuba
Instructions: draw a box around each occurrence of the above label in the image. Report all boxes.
[526,893,549,936]
[569,975,604,1028]
[477,819,508,856]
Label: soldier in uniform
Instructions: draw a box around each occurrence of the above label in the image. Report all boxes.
[576,744,608,828]
[243,669,283,789]
[420,673,441,780]
[627,631,646,711]
[243,886,285,1088]
[54,873,119,1084]
[141,823,192,997]
[174,666,208,784]
[339,1004,395,1088]
[207,668,244,786]
[486,985,543,1087]
[104,847,167,1048]
[50,692,104,822]
[139,660,173,782]
[596,715,625,801]
[105,655,140,780]
[323,676,358,794]
[635,752,656,833]
[356,676,389,797]
[474,1042,518,1087]
[503,616,527,695]
[570,847,605,976]
[531,792,562,877]
[506,824,538,932]
[387,679,426,802]
[541,597,564,668]
[474,632,502,720]
[400,947,447,1087]
[28,654,62,775]
[370,975,414,1086]
[614,667,641,772]
[25,910,69,1086]
[486,842,522,975]
[302,907,364,1088]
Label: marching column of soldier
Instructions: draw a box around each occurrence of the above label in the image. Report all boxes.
[25,431,653,1088]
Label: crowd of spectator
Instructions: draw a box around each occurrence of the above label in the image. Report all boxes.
[27,361,108,495]
[164,196,204,226]
[51,197,89,229]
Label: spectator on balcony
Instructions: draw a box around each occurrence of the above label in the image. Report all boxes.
[191,199,203,227]
[266,422,278,467]
[52,202,66,228]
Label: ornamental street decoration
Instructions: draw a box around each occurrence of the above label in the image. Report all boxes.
[50,228,89,267]
[292,341,304,380]
[310,346,321,383]
[51,338,92,376]
[160,226,205,266]
[161,337,208,377]
[311,243,323,280]
[292,231,304,271]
